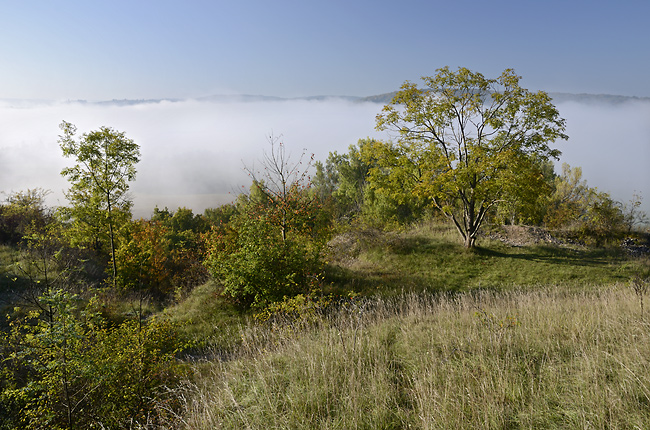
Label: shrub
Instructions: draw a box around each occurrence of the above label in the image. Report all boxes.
[0,289,187,429]
[205,215,322,308]
[0,189,53,245]
[116,215,209,300]
[254,292,333,329]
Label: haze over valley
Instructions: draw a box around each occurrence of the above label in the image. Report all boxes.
[1,93,648,217]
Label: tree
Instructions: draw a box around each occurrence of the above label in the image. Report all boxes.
[10,221,82,323]
[545,163,628,244]
[116,219,173,297]
[59,121,140,288]
[243,134,317,242]
[205,212,321,307]
[375,67,568,247]
[492,156,556,225]
[544,163,591,229]
[205,136,324,308]
[314,138,426,226]
[357,139,432,226]
[622,192,648,233]
[313,139,373,219]
[117,210,210,299]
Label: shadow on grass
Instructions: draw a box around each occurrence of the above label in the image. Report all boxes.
[0,273,31,300]
[474,244,624,267]
[385,236,465,256]
[326,233,634,297]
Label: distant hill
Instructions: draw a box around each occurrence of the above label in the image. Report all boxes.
[355,91,650,105]
[3,92,649,107]
[546,92,650,104]
[197,94,361,103]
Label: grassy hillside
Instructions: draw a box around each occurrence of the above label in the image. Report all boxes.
[163,223,645,350]
[158,222,650,428]
[175,287,650,429]
[324,223,640,295]
[3,221,649,428]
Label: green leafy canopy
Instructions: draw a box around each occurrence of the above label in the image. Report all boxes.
[374,67,568,247]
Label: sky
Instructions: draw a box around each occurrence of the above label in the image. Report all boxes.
[1,0,649,218]
[1,0,649,100]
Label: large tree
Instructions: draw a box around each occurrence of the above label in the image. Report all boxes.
[375,67,568,247]
[59,121,140,288]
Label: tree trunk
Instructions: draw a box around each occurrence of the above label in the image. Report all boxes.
[464,235,476,248]
[107,196,117,289]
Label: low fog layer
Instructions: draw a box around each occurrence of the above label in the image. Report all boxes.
[0,99,386,217]
[0,97,648,218]
[555,100,650,211]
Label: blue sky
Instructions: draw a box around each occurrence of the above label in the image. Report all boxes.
[2,0,649,100]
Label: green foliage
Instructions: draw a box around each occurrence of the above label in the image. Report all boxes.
[545,163,629,244]
[544,163,591,229]
[203,203,238,227]
[357,139,431,226]
[1,290,91,429]
[375,67,568,247]
[253,292,333,329]
[205,213,322,308]
[579,190,626,244]
[59,121,140,288]
[117,210,209,300]
[0,189,53,245]
[78,316,187,428]
[116,219,174,297]
[313,140,372,219]
[205,138,326,308]
[1,289,186,429]
[491,157,556,225]
[152,206,211,239]
[314,138,427,227]
[10,220,84,316]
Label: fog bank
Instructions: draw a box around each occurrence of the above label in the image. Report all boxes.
[0,99,387,217]
[555,100,650,215]
[1,97,648,218]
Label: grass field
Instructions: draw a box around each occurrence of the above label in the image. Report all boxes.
[162,222,650,429]
[174,286,650,429]
[324,223,640,295]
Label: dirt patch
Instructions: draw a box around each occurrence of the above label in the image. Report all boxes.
[325,228,401,268]
[484,225,564,247]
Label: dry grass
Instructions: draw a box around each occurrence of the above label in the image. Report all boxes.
[170,285,650,429]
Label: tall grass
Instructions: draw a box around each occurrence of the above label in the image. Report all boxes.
[172,285,650,429]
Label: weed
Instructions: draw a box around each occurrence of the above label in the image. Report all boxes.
[630,275,649,314]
